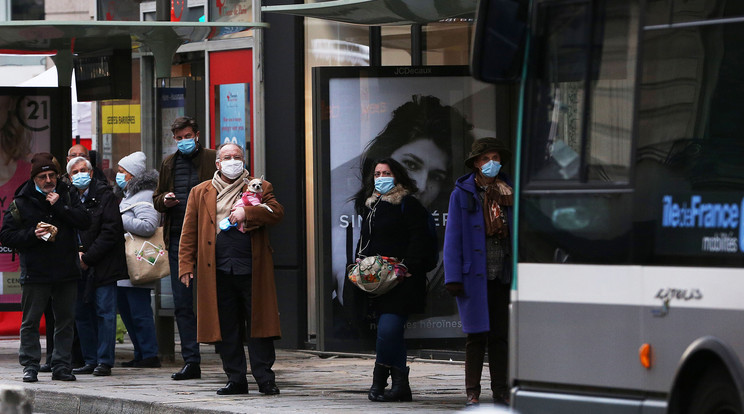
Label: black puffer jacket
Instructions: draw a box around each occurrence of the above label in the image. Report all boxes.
[0,179,91,284]
[77,177,128,287]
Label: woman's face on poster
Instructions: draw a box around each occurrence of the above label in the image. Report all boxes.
[390,137,448,207]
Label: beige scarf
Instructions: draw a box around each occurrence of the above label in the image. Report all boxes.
[211,169,249,234]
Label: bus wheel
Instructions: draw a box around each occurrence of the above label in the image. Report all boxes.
[688,367,742,414]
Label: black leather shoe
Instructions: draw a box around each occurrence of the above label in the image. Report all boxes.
[51,370,76,381]
[22,370,38,383]
[172,363,201,380]
[120,359,138,367]
[134,356,161,368]
[72,364,96,375]
[217,381,249,395]
[258,380,280,395]
[93,364,112,376]
[38,363,52,373]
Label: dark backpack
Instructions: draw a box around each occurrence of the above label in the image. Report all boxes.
[401,198,439,273]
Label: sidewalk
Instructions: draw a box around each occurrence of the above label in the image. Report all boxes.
[0,337,480,413]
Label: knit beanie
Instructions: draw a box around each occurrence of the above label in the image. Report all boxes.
[30,152,59,178]
[118,151,147,177]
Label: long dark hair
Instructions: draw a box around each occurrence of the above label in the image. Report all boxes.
[353,158,418,215]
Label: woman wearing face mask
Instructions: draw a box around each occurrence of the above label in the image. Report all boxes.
[352,158,433,403]
[114,151,162,369]
[443,137,514,407]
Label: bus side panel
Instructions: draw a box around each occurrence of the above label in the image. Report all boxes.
[515,264,648,390]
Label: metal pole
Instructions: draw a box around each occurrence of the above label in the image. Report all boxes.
[369,26,381,67]
[252,0,265,175]
[411,24,423,66]
[155,0,170,21]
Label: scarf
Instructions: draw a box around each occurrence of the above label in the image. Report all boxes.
[211,169,249,234]
[474,175,514,238]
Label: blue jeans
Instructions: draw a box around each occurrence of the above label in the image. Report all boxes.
[75,282,117,367]
[117,287,159,360]
[375,313,408,369]
[168,240,200,364]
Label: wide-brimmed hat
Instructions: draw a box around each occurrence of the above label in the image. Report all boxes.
[464,137,511,169]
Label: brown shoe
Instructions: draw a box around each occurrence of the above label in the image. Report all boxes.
[466,392,480,407]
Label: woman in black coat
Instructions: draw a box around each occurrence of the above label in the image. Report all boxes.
[351,158,432,402]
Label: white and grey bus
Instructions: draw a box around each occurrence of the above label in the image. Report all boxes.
[472,0,744,412]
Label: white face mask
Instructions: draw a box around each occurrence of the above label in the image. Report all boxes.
[220,159,244,179]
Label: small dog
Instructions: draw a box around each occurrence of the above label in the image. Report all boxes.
[230,175,273,233]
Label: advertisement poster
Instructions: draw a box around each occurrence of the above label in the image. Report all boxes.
[159,88,185,159]
[0,88,60,306]
[216,83,250,149]
[313,66,497,350]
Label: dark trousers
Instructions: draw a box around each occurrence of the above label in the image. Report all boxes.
[168,240,200,364]
[375,313,408,369]
[20,281,77,373]
[215,271,275,386]
[465,279,509,397]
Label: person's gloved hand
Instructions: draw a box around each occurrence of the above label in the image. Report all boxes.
[445,282,465,297]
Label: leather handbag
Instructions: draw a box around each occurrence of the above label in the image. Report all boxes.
[347,255,401,296]
[121,202,169,285]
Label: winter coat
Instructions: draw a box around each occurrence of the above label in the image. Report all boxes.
[118,170,161,289]
[178,176,284,342]
[443,172,513,333]
[0,179,90,285]
[77,177,128,287]
[355,185,430,315]
[152,146,217,248]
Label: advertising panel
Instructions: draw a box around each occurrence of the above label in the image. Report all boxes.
[313,66,497,351]
[0,88,64,308]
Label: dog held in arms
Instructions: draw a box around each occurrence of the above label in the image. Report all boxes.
[231,176,273,233]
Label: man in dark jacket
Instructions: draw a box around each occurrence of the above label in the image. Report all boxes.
[153,116,216,381]
[0,153,91,383]
[66,156,128,377]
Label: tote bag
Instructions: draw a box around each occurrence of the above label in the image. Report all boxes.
[121,202,169,284]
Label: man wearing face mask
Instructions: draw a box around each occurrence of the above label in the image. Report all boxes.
[443,137,514,407]
[67,157,128,377]
[153,116,217,381]
[178,143,284,396]
[0,153,91,383]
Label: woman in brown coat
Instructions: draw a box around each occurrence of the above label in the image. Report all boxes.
[178,143,284,395]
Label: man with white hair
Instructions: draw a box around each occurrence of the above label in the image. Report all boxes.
[66,156,128,377]
[178,143,284,396]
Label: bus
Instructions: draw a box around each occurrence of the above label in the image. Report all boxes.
[472,0,744,413]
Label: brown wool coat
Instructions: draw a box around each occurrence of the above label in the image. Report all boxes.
[178,177,284,343]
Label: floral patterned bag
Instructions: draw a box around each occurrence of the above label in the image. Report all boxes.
[347,255,401,296]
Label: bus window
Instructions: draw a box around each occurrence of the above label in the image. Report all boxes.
[525,0,637,187]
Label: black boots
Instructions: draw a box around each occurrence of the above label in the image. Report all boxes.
[368,363,390,401]
[381,366,412,402]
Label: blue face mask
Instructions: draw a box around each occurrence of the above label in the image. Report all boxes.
[481,160,502,178]
[116,173,128,189]
[35,184,45,194]
[71,172,91,190]
[374,177,395,194]
[177,138,197,155]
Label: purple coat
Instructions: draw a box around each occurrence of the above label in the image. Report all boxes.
[443,172,513,334]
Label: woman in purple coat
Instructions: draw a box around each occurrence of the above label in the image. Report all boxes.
[443,137,514,407]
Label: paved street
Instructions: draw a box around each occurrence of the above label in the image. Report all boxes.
[0,336,498,413]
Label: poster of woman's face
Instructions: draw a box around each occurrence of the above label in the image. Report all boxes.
[0,88,58,304]
[315,66,497,349]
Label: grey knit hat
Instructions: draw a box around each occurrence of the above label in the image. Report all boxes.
[118,151,147,177]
